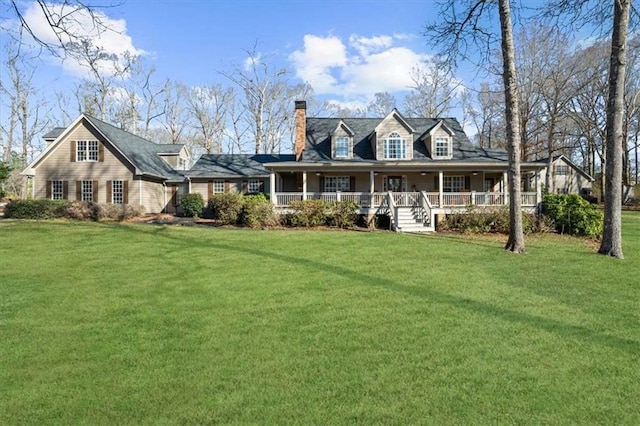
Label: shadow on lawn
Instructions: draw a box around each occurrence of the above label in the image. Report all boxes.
[115,223,640,356]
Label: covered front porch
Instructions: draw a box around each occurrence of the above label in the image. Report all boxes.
[267,168,542,211]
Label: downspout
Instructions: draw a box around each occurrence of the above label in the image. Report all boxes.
[139,177,142,206]
[187,176,192,194]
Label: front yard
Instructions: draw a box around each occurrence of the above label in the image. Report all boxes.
[1,213,639,424]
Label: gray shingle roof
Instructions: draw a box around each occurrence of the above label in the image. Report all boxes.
[188,154,295,178]
[83,115,185,180]
[43,127,66,139]
[302,117,509,163]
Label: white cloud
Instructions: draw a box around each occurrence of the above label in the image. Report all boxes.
[19,1,144,77]
[289,34,347,94]
[290,33,429,99]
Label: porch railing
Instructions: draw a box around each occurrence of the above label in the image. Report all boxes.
[273,191,539,208]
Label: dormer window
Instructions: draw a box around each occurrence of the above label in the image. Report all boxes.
[335,137,349,158]
[383,132,407,160]
[434,136,452,158]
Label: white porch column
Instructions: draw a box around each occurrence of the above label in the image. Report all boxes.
[503,170,509,205]
[302,171,307,200]
[270,171,277,205]
[438,171,443,208]
[369,170,375,207]
[535,170,542,205]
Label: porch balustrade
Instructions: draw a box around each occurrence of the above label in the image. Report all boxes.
[273,191,538,208]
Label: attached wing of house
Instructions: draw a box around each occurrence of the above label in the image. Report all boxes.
[23,114,189,213]
[534,155,595,195]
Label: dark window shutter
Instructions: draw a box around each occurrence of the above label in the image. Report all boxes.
[208,181,213,199]
[296,173,303,190]
[93,180,99,201]
[123,181,129,204]
[70,141,76,162]
[349,176,355,191]
[242,181,248,194]
[319,176,325,192]
[46,181,52,199]
[465,176,471,191]
[98,142,105,162]
[76,181,81,200]
[106,180,112,203]
[259,180,264,192]
[63,181,69,199]
[434,176,439,191]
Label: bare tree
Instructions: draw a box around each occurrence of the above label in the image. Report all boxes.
[367,92,397,117]
[426,0,526,253]
[186,85,233,155]
[403,57,461,117]
[221,44,289,154]
[0,38,49,165]
[599,0,631,258]
[3,0,120,59]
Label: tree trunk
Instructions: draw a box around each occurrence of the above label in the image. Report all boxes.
[499,0,525,254]
[598,0,629,259]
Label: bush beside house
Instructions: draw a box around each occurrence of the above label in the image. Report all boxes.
[3,199,145,221]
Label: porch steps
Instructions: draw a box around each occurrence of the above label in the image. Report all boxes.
[394,207,434,233]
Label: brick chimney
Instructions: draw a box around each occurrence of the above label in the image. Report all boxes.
[294,100,306,161]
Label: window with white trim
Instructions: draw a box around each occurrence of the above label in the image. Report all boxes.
[383,132,407,159]
[51,180,64,200]
[178,158,188,170]
[213,180,225,193]
[77,140,99,162]
[443,176,465,192]
[434,136,451,158]
[112,180,124,204]
[555,165,568,175]
[81,180,93,201]
[335,137,349,158]
[324,176,351,192]
[248,179,261,193]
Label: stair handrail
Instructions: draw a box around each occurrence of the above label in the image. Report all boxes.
[387,191,399,231]
[419,191,432,226]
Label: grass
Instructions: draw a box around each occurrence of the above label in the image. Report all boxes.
[1,212,639,424]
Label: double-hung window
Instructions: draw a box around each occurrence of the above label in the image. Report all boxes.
[434,136,451,158]
[324,176,351,192]
[51,180,64,200]
[555,165,568,175]
[248,179,261,193]
[213,180,225,193]
[443,176,465,192]
[335,137,349,158]
[81,180,93,201]
[383,132,406,160]
[77,140,99,162]
[112,180,124,204]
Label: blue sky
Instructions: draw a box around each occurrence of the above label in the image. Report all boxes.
[4,0,465,112]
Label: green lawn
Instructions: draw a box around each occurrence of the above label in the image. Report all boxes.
[1,213,639,424]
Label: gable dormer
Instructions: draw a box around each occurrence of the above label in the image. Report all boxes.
[158,146,190,170]
[372,109,415,161]
[423,120,454,160]
[331,120,355,159]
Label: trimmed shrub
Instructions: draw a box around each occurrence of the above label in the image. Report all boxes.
[239,194,277,228]
[328,201,359,228]
[95,203,145,220]
[208,192,244,225]
[541,194,603,237]
[288,199,330,227]
[439,206,542,234]
[180,193,205,218]
[4,199,70,219]
[4,199,145,221]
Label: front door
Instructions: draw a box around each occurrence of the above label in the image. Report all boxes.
[484,178,495,192]
[387,176,403,192]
